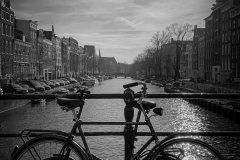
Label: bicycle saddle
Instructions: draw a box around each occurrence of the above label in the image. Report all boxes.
[127,100,156,110]
[57,98,85,110]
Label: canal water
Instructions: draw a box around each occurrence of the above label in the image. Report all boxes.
[0,78,240,159]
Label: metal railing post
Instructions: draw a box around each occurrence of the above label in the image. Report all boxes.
[124,103,134,160]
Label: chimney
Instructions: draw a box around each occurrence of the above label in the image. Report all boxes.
[22,34,25,42]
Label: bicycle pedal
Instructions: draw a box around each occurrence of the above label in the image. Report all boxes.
[11,146,19,157]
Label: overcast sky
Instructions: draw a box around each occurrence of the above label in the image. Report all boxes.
[11,0,215,64]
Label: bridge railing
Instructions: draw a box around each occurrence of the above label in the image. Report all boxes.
[1,93,240,137]
[1,93,240,159]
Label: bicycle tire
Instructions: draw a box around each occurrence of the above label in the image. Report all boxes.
[148,138,224,160]
[11,135,88,160]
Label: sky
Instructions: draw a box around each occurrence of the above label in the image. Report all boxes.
[11,0,216,64]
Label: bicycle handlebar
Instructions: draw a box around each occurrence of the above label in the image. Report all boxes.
[123,82,146,89]
[123,82,139,89]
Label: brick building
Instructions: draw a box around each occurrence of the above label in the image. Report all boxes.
[205,0,240,82]
[0,0,14,77]
[42,28,55,80]
[15,19,38,79]
[192,25,205,80]
[61,38,70,77]
[230,5,240,81]
[13,29,31,80]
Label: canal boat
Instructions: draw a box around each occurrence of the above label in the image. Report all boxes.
[31,99,46,104]
[82,80,95,86]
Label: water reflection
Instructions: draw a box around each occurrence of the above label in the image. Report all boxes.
[0,78,240,159]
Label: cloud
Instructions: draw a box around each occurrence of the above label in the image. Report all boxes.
[11,0,216,63]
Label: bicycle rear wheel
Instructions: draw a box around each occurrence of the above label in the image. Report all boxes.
[12,135,88,160]
[149,138,224,160]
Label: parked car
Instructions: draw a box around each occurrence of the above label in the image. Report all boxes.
[0,87,4,94]
[38,81,51,90]
[20,80,45,92]
[60,78,70,85]
[1,83,28,94]
[18,84,35,93]
[42,80,55,88]
[64,77,77,84]
[50,80,60,87]
[55,79,65,86]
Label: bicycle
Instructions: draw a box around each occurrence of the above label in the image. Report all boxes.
[11,82,224,160]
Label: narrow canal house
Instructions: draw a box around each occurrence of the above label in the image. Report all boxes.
[0,0,14,78]
[13,29,31,80]
[205,0,240,82]
[230,5,240,82]
[15,19,38,79]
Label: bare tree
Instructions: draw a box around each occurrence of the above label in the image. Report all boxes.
[150,31,170,79]
[166,23,193,81]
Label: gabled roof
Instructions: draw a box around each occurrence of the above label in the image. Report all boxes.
[84,45,95,56]
[100,57,117,64]
[43,31,53,41]
[196,28,205,36]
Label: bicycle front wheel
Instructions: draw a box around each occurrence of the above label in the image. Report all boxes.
[149,138,224,160]
[12,135,88,160]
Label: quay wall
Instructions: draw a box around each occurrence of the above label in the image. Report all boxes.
[186,98,240,124]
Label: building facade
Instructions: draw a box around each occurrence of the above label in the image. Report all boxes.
[230,5,240,81]
[55,36,62,78]
[13,29,31,80]
[183,44,193,79]
[69,37,79,78]
[61,37,70,77]
[192,25,205,80]
[41,29,55,80]
[198,33,205,80]
[205,0,240,82]
[0,0,14,77]
[15,19,38,79]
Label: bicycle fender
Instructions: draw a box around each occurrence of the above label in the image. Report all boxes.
[11,134,88,160]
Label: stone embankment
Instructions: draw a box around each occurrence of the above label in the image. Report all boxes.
[187,98,240,123]
[180,82,240,123]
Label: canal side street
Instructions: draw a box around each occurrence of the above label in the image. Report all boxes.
[0,82,82,114]
[0,78,240,159]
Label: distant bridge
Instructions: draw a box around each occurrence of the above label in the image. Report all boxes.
[114,73,132,78]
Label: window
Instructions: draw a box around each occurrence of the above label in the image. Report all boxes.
[9,42,12,54]
[228,31,231,41]
[222,59,224,71]
[6,40,8,54]
[233,20,236,29]
[225,58,227,71]
[5,12,9,21]
[10,14,13,22]
[9,26,11,37]
[1,10,4,19]
[222,45,224,55]
[237,62,239,78]
[225,44,227,54]
[228,57,230,70]
[225,32,227,42]
[232,47,236,59]
[232,31,236,43]
[237,30,239,43]
[228,43,231,54]
[2,23,4,35]
[237,46,239,59]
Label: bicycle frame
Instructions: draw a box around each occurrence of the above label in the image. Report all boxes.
[61,92,167,160]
